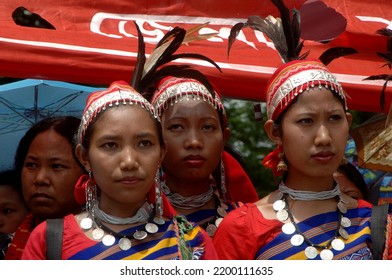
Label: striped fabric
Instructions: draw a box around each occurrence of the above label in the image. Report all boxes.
[255,207,373,260]
[68,217,205,260]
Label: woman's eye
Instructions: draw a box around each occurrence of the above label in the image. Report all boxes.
[24,162,37,168]
[52,164,66,170]
[139,140,153,147]
[168,124,183,131]
[103,142,117,149]
[202,124,216,131]
[330,114,343,121]
[298,118,313,124]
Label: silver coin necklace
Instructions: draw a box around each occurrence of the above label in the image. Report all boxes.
[274,193,350,260]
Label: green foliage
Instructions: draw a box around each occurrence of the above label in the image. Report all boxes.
[223,99,276,197]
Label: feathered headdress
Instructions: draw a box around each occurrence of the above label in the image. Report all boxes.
[226,0,357,176]
[227,0,357,66]
[130,22,222,98]
[363,27,392,123]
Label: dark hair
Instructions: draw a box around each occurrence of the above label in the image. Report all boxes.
[337,162,370,202]
[14,116,82,178]
[81,108,164,150]
[0,169,22,195]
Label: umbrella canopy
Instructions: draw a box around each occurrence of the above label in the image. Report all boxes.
[0,79,103,170]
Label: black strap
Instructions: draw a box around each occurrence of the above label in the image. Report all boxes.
[46,218,64,260]
[371,203,389,260]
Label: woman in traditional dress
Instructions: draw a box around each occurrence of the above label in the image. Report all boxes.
[213,58,374,260]
[149,76,258,237]
[21,81,217,260]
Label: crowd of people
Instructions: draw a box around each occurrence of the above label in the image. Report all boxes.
[1,1,391,260]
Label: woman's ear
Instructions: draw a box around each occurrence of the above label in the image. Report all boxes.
[264,120,282,145]
[222,127,231,145]
[75,144,90,172]
[346,112,353,127]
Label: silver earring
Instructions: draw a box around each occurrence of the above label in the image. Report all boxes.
[153,169,165,225]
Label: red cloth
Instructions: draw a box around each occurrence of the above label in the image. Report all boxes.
[5,212,36,260]
[222,151,259,203]
[22,214,218,260]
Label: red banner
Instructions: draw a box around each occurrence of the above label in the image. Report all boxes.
[0,0,391,113]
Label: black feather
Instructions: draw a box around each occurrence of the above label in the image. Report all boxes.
[270,0,299,61]
[319,47,358,66]
[228,22,247,57]
[131,21,146,88]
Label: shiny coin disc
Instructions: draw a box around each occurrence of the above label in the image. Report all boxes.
[282,223,296,235]
[320,249,334,260]
[80,217,93,230]
[215,217,223,227]
[304,246,318,259]
[145,223,158,234]
[276,209,288,222]
[102,234,116,246]
[340,217,351,228]
[206,224,217,237]
[153,216,165,225]
[290,234,304,246]
[220,202,229,210]
[337,201,347,213]
[339,228,349,239]
[118,237,132,251]
[331,238,345,251]
[133,230,147,240]
[92,228,104,240]
[217,207,227,217]
[273,200,286,211]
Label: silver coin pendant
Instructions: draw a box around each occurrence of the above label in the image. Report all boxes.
[145,223,158,234]
[118,237,132,251]
[92,228,104,240]
[80,217,93,230]
[290,234,304,246]
[282,223,296,235]
[102,234,116,246]
[331,238,345,251]
[304,246,318,259]
[206,224,217,237]
[133,230,147,240]
[339,227,349,239]
[341,217,351,228]
[273,200,286,211]
[153,216,165,225]
[217,207,227,217]
[320,249,334,260]
[276,209,288,222]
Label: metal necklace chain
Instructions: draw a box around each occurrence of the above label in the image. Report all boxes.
[161,180,214,209]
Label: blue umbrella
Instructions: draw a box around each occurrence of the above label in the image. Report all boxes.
[0,79,104,170]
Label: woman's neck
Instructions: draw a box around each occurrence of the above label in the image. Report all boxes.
[165,176,212,196]
[98,196,146,218]
[284,173,336,192]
